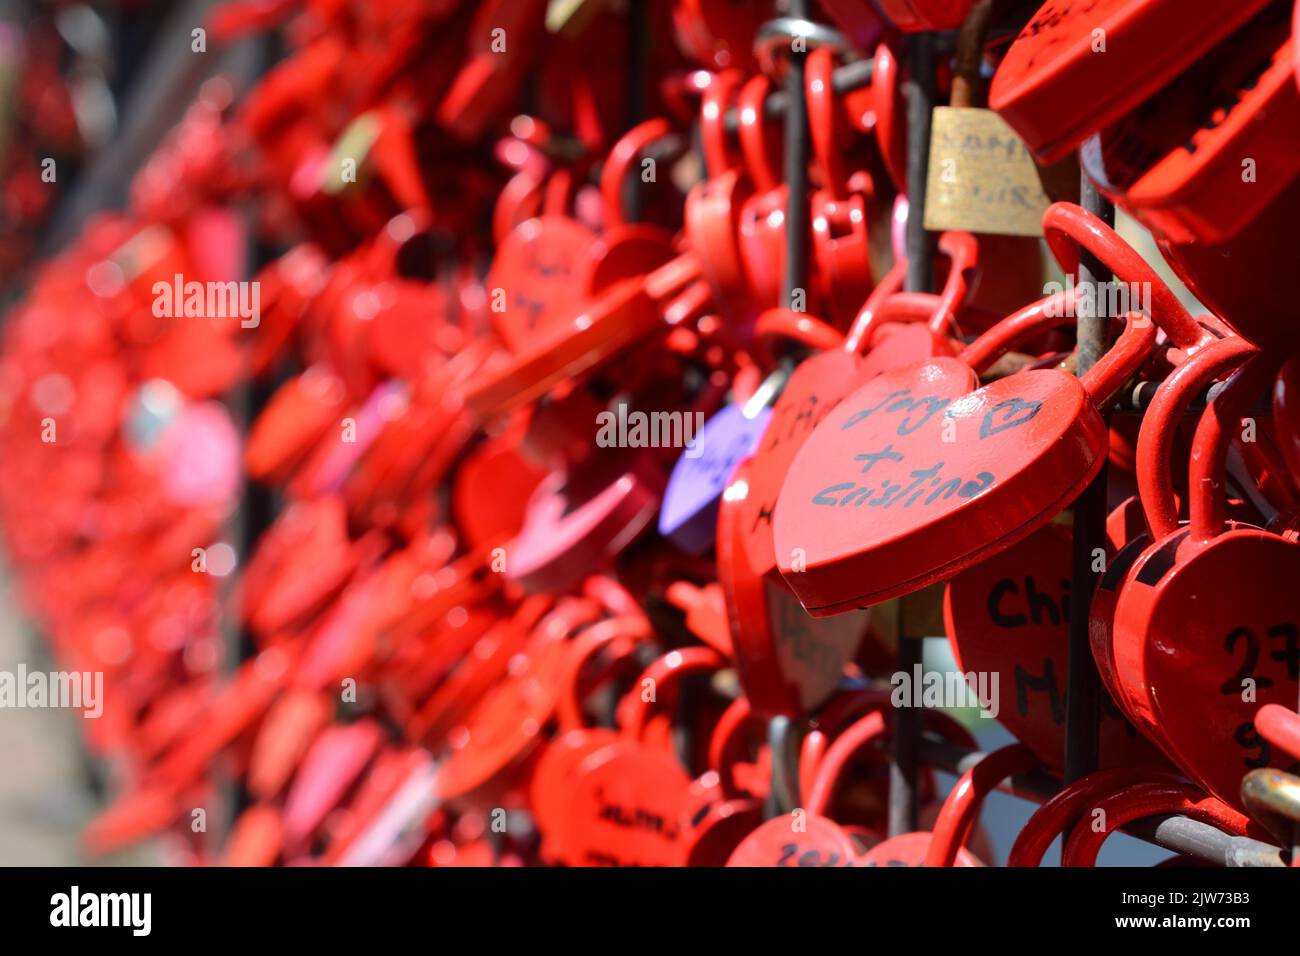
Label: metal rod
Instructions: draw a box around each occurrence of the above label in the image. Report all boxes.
[919,736,1287,866]
[624,0,648,223]
[1062,176,1113,785]
[902,33,936,295]
[779,1,811,310]
[888,31,938,838]
[1121,379,1272,414]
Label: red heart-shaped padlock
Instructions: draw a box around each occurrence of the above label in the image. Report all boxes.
[1110,352,1300,810]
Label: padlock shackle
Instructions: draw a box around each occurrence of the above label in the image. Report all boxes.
[701,69,745,181]
[872,43,908,193]
[931,230,980,335]
[805,708,887,817]
[555,616,651,732]
[1006,766,1182,867]
[797,686,896,804]
[620,646,726,742]
[1061,781,1249,867]
[754,307,845,357]
[843,258,907,354]
[1076,308,1157,407]
[706,696,759,800]
[737,73,782,194]
[803,702,978,815]
[582,574,648,621]
[863,291,945,330]
[1188,351,1277,544]
[955,287,1077,375]
[600,117,675,230]
[924,743,1039,867]
[845,230,975,352]
[542,167,576,219]
[492,168,546,245]
[1136,336,1257,541]
[1042,202,1205,352]
[806,46,847,197]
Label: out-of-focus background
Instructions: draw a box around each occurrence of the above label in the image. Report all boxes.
[0,0,248,866]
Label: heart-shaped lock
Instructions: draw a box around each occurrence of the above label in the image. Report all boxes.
[685,70,760,327]
[735,232,982,587]
[806,46,875,328]
[582,117,681,294]
[564,647,724,866]
[719,245,987,715]
[486,168,599,354]
[1080,10,1300,349]
[736,73,797,313]
[1080,7,1298,244]
[990,0,1276,163]
[451,425,547,549]
[430,616,575,803]
[720,456,870,716]
[1110,351,1300,810]
[659,370,777,555]
[774,307,1151,615]
[1090,335,1259,740]
[945,520,1167,773]
[530,615,652,863]
[774,202,1206,616]
[506,447,664,594]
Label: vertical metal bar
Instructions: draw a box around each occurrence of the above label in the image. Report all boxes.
[780,0,811,310]
[1063,175,1113,784]
[889,31,937,837]
[624,0,648,223]
[760,0,815,820]
[223,28,282,829]
[902,33,936,296]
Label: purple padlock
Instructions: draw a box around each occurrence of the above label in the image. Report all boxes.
[659,398,773,555]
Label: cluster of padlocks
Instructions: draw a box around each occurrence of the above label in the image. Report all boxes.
[2,0,1299,867]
